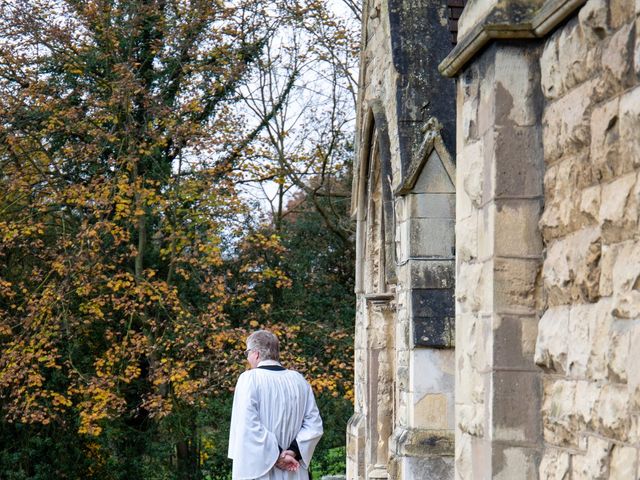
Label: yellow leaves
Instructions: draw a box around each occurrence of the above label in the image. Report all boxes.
[249,319,260,328]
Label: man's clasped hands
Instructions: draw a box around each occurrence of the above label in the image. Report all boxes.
[275,449,300,472]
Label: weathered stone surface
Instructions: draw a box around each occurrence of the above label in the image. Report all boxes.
[596,384,630,439]
[585,299,615,381]
[535,306,570,372]
[611,240,640,319]
[608,444,638,479]
[543,80,595,163]
[610,0,636,29]
[493,257,540,313]
[412,288,455,347]
[578,0,610,46]
[543,228,602,306]
[574,380,601,429]
[460,141,483,209]
[572,436,611,479]
[492,370,541,443]
[607,323,630,383]
[493,315,538,370]
[619,86,640,168]
[456,261,487,313]
[493,199,543,257]
[602,22,636,93]
[538,448,570,480]
[590,98,625,183]
[455,212,478,263]
[541,379,578,447]
[492,445,539,480]
[540,33,561,100]
[409,217,455,257]
[567,304,591,377]
[557,18,601,96]
[409,192,455,219]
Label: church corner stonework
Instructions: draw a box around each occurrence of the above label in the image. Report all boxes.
[353,0,640,478]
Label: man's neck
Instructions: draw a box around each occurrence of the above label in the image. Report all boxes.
[257,359,281,367]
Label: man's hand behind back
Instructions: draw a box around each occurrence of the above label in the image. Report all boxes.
[275,450,300,472]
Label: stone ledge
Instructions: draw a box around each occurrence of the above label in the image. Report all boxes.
[389,427,455,458]
[439,0,587,77]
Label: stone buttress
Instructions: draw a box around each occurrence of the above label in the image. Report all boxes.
[348,1,457,479]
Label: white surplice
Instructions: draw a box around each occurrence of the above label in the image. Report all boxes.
[228,361,323,480]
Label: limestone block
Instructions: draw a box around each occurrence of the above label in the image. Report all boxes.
[541,31,562,100]
[602,22,635,93]
[607,323,630,383]
[473,315,493,375]
[395,220,411,262]
[540,154,593,240]
[595,384,630,439]
[567,304,591,377]
[409,192,455,219]
[399,456,454,480]
[586,299,615,380]
[610,0,636,30]
[574,380,601,430]
[409,217,455,257]
[470,437,491,480]
[493,125,543,200]
[579,184,601,225]
[406,259,455,289]
[477,56,496,138]
[492,370,541,443]
[455,431,472,480]
[628,322,640,409]
[493,199,543,257]
[494,48,539,127]
[461,64,480,142]
[609,444,638,479]
[538,448,570,480]
[412,151,455,194]
[476,204,493,261]
[578,0,610,45]
[543,228,601,306]
[460,141,483,208]
[410,348,454,394]
[543,80,595,163]
[557,18,601,95]
[456,211,478,263]
[619,86,640,168]
[535,306,570,372]
[611,239,640,318]
[457,403,484,437]
[572,436,611,479]
[541,379,578,447]
[493,257,540,313]
[493,315,538,370]
[411,393,449,430]
[492,445,539,480]
[456,261,488,313]
[590,98,629,186]
[599,243,623,297]
[635,17,640,76]
[455,314,480,405]
[612,290,640,319]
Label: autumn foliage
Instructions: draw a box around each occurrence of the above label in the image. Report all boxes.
[0,0,355,477]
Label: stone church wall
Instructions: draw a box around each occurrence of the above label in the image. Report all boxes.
[440,0,640,477]
[349,1,458,479]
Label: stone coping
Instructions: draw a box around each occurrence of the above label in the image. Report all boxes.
[439,0,586,77]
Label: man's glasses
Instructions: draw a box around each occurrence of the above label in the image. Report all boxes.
[244,349,253,358]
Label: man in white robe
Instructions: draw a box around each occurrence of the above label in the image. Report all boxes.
[228,330,323,480]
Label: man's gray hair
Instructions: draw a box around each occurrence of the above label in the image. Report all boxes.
[246,330,280,361]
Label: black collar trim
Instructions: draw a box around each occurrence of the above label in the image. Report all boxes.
[258,365,286,371]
